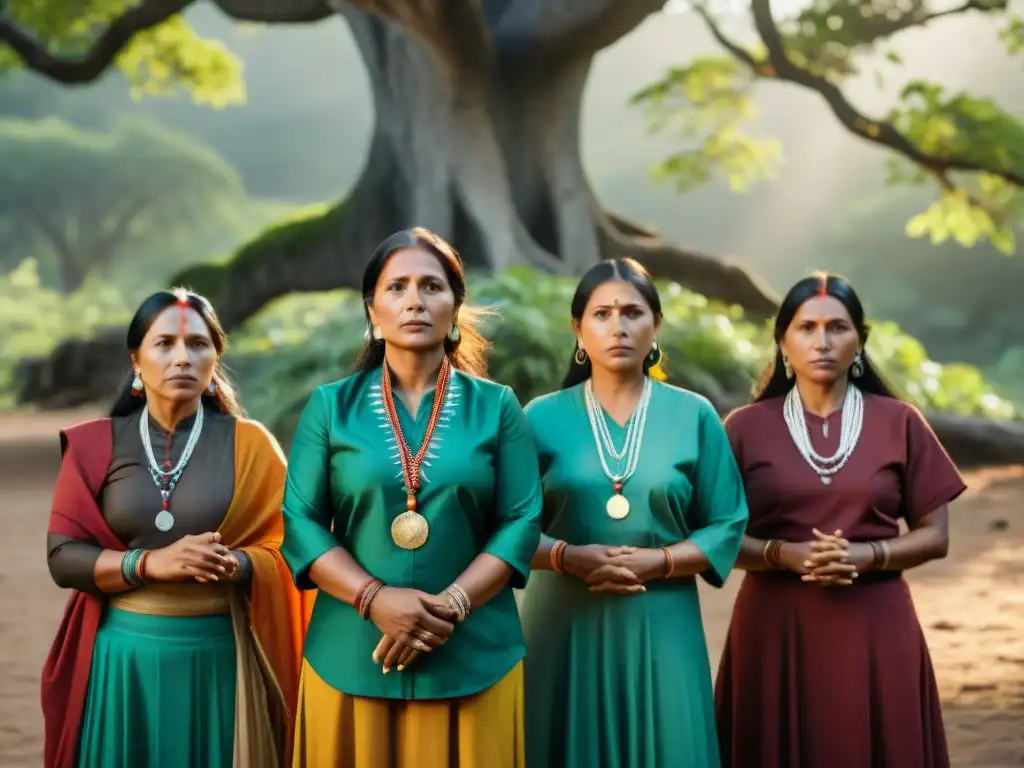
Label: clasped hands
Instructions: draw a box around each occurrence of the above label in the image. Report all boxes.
[562,544,666,595]
[790,528,872,586]
[366,587,460,674]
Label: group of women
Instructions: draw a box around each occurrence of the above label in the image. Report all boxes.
[43,226,966,768]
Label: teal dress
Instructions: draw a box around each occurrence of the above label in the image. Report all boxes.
[519,381,749,768]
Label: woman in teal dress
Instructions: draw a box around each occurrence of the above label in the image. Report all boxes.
[281,227,543,767]
[520,258,750,768]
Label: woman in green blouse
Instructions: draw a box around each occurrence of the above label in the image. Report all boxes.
[519,258,749,768]
[281,227,543,768]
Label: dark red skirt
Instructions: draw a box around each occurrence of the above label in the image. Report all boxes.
[715,571,949,768]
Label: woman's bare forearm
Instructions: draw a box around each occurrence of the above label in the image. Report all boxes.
[530,534,559,570]
[452,553,513,610]
[309,546,374,605]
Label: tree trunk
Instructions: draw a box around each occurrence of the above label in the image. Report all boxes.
[171,5,779,331]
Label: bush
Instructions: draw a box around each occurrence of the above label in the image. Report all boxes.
[0,259,131,408]
[228,267,1018,441]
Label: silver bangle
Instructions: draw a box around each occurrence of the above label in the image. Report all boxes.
[443,583,472,622]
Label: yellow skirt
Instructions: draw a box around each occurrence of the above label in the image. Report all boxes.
[292,658,524,768]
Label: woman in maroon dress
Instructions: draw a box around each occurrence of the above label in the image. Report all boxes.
[715,272,967,768]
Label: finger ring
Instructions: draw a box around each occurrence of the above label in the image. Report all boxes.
[416,640,428,650]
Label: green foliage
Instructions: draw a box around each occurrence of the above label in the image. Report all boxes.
[224,269,1017,442]
[0,0,244,106]
[630,56,781,193]
[0,116,247,291]
[0,259,131,408]
[643,1,1024,254]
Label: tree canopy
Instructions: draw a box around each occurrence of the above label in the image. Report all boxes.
[0,116,246,291]
[634,0,1024,253]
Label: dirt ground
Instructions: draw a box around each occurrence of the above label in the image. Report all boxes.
[1,410,1022,766]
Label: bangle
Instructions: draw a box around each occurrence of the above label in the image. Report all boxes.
[137,550,151,584]
[120,549,146,587]
[355,578,385,619]
[660,547,674,578]
[550,540,567,573]
[870,540,891,571]
[443,583,472,622]
[763,539,785,570]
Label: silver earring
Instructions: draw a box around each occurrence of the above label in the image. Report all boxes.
[574,345,588,365]
[372,326,383,341]
[131,373,143,392]
[647,340,661,366]
[448,323,461,343]
[851,350,864,378]
[782,353,793,379]
[208,381,217,394]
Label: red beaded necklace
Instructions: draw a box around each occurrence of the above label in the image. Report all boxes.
[381,357,451,548]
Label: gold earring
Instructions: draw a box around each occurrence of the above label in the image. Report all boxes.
[782,353,793,379]
[574,345,587,365]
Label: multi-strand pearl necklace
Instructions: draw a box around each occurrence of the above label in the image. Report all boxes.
[584,377,652,518]
[140,403,205,531]
[783,383,863,485]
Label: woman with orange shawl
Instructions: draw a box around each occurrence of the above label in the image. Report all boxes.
[42,289,306,768]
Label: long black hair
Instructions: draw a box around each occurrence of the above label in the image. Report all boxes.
[109,288,244,418]
[561,258,664,389]
[752,272,899,403]
[354,227,490,378]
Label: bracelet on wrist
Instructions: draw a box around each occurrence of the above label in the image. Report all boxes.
[443,583,472,622]
[120,549,148,587]
[763,539,785,570]
[660,546,675,578]
[550,540,568,573]
[355,578,385,619]
[868,540,890,571]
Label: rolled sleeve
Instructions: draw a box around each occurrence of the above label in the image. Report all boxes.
[482,387,543,589]
[281,386,339,590]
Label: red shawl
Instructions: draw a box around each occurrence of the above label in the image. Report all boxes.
[41,419,120,768]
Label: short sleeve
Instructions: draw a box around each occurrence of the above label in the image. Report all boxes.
[687,400,750,588]
[903,406,967,525]
[281,386,339,590]
[481,387,544,589]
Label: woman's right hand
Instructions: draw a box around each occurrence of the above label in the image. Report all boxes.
[368,587,457,656]
[563,544,643,592]
[144,532,235,583]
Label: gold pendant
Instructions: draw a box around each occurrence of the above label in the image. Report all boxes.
[391,510,429,549]
[606,493,630,520]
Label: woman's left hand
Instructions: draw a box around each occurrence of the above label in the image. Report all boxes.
[803,528,872,586]
[373,594,456,672]
[196,551,240,583]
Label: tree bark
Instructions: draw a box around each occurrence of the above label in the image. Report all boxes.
[170,1,780,331]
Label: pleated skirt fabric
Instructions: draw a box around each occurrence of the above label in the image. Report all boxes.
[715,571,949,768]
[76,607,237,768]
[291,658,525,768]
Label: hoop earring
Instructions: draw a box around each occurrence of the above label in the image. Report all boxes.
[782,353,793,379]
[851,350,864,378]
[130,373,143,396]
[647,341,662,367]
[448,323,461,343]
[574,346,588,365]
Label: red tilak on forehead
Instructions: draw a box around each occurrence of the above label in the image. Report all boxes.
[176,297,190,337]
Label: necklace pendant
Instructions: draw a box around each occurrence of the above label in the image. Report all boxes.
[155,510,175,531]
[820,476,832,485]
[822,421,829,438]
[606,491,630,520]
[391,510,429,549]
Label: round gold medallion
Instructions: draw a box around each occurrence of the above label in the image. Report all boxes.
[606,494,630,520]
[391,511,429,550]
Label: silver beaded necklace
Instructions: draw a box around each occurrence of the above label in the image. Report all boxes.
[140,403,205,531]
[584,377,652,519]
[783,383,863,485]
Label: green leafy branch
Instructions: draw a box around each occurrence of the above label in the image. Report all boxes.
[630,56,782,193]
[650,0,1024,253]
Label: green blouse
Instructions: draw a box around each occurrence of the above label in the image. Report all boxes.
[281,366,543,700]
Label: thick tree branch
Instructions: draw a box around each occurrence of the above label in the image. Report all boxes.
[0,0,191,83]
[212,0,332,22]
[741,0,1024,189]
[493,0,667,65]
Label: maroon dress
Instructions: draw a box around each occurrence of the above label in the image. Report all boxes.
[715,393,967,768]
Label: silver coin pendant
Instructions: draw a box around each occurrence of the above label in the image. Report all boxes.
[155,510,175,532]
